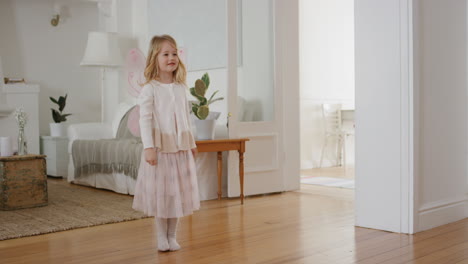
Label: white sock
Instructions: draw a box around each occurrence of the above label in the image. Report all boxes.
[167,218,181,251]
[155,218,169,251]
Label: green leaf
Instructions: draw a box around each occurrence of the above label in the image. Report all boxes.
[207,97,224,105]
[192,105,199,116]
[201,73,210,88]
[190,87,205,102]
[49,97,59,105]
[51,109,61,123]
[197,105,209,120]
[58,96,66,112]
[59,113,71,122]
[195,79,206,97]
[189,87,197,96]
[208,90,219,103]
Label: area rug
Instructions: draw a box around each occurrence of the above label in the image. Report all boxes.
[301,176,355,189]
[0,179,150,241]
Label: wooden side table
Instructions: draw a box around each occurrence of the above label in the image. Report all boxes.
[0,154,48,210]
[196,138,249,204]
[40,136,69,178]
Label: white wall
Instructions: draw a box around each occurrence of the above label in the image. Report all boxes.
[148,0,227,71]
[0,0,100,136]
[416,0,468,232]
[299,0,355,169]
[132,0,149,54]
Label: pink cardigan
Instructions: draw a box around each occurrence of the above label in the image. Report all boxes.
[138,80,196,153]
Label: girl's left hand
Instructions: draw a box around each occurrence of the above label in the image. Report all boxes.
[191,148,198,158]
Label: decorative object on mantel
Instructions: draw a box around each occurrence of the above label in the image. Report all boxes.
[80,31,122,122]
[13,107,28,155]
[4,78,25,84]
[49,94,71,137]
[190,73,224,140]
[0,57,13,118]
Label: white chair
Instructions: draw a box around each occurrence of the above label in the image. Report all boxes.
[319,103,353,168]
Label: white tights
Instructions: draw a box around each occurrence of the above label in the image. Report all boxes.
[155,217,180,251]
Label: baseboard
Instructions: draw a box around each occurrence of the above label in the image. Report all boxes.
[418,196,468,232]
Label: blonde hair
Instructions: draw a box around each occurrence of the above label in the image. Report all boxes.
[143,35,187,86]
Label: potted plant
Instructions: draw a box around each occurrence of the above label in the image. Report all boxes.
[190,73,224,140]
[49,94,71,137]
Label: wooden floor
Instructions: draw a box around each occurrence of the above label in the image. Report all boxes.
[1,183,467,263]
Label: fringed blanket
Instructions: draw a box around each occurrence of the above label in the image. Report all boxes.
[72,138,143,180]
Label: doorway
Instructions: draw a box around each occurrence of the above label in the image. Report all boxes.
[299,0,355,190]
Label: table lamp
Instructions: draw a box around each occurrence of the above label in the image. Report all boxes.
[80,31,121,122]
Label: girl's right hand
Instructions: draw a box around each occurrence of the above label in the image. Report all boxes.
[144,148,158,166]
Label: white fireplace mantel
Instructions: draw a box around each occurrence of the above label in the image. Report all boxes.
[0,103,14,117]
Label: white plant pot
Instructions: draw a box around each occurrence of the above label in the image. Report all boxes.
[193,111,220,140]
[50,123,67,137]
[194,119,216,140]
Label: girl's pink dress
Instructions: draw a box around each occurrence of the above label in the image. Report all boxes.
[132,150,200,218]
[132,81,200,218]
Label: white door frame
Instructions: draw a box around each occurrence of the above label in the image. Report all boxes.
[277,0,301,191]
[354,0,417,234]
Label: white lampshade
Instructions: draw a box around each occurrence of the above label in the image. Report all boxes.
[81,31,122,67]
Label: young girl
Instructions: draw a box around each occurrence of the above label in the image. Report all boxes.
[132,35,199,252]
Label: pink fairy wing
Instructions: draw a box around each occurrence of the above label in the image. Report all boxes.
[126,48,146,98]
[125,48,145,138]
[178,46,187,65]
[127,106,141,137]
[127,71,145,97]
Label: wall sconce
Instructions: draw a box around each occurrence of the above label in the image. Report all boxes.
[51,14,60,27]
[51,3,63,27]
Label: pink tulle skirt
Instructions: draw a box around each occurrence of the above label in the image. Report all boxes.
[132,150,200,218]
